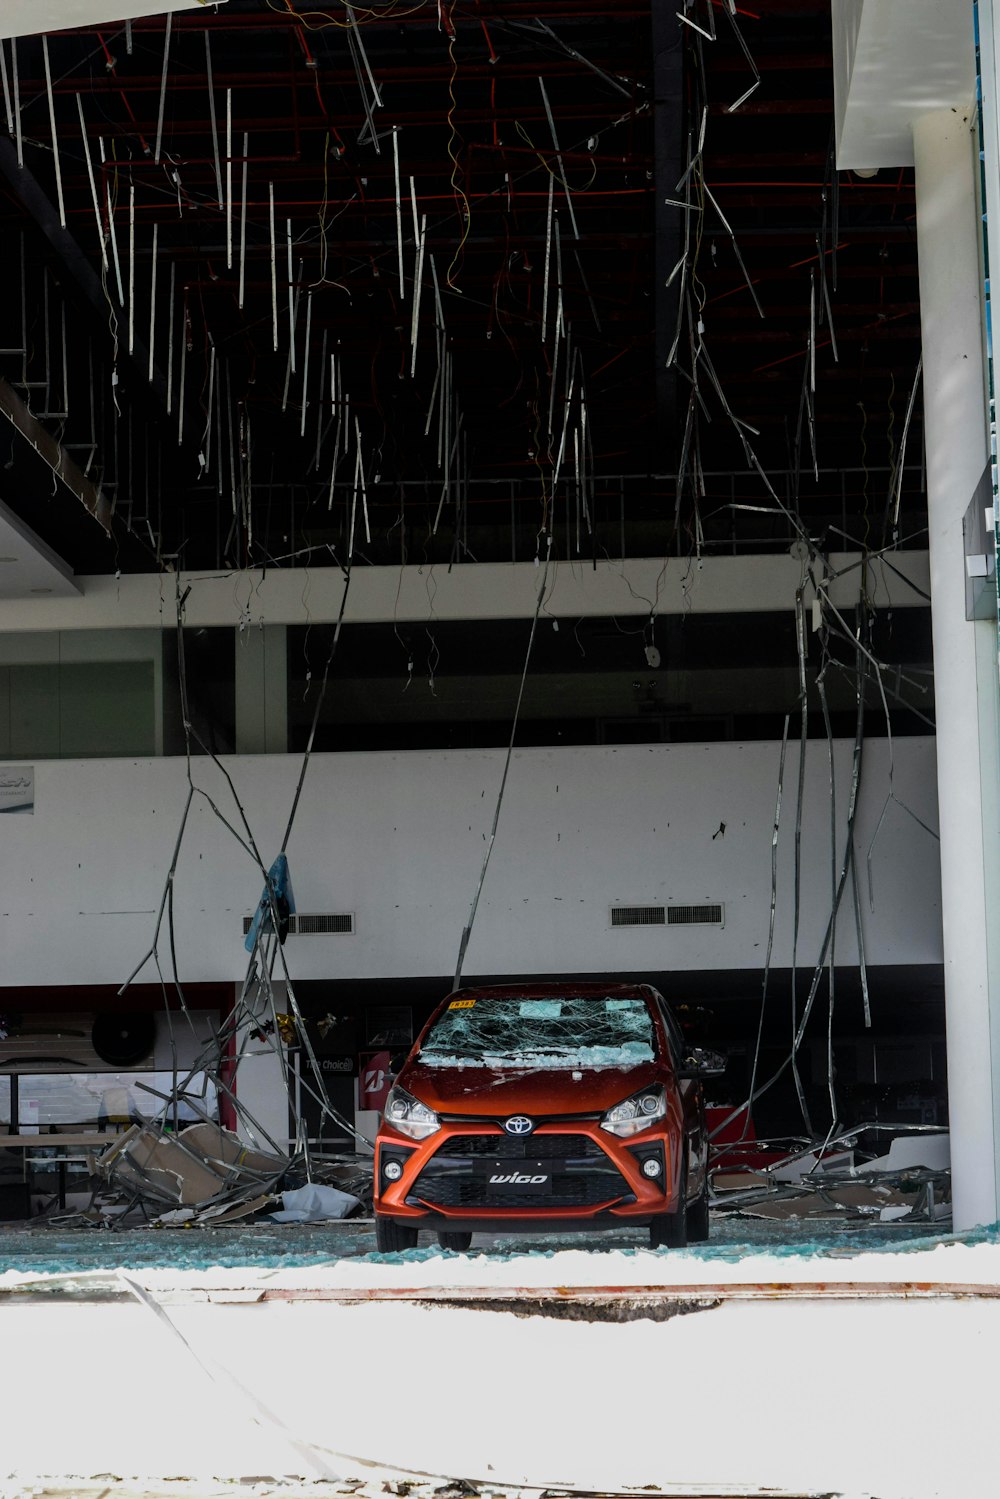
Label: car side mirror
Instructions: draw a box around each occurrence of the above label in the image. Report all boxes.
[677,1046,727,1080]
[387,1052,407,1077]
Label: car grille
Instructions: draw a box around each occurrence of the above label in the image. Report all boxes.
[435,1133,606,1160]
[409,1132,630,1211]
[411,1173,630,1210]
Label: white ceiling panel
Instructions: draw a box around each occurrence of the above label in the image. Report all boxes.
[833,0,976,169]
[0,0,224,42]
[0,499,79,600]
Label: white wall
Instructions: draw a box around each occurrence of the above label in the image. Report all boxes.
[0,739,942,989]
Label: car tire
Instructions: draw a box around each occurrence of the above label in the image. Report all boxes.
[649,1206,687,1249]
[375,1215,419,1252]
[687,1182,710,1242]
[650,1159,688,1249]
[437,1231,473,1251]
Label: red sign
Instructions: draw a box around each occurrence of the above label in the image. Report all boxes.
[359,1050,392,1112]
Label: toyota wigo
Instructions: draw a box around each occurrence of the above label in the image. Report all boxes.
[373,981,724,1252]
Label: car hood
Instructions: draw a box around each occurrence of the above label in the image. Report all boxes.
[400,1056,662,1116]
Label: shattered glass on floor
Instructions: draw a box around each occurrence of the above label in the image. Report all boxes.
[0,1213,982,1278]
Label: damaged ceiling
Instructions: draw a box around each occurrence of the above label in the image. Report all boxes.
[0,0,921,578]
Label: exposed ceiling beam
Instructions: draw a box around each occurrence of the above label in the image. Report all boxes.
[0,552,932,631]
[0,376,110,541]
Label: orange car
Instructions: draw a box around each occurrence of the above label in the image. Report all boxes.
[373,981,724,1252]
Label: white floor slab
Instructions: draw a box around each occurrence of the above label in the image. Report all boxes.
[2,1234,1000,1497]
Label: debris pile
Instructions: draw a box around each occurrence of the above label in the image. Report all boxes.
[93,1121,287,1221]
[710,1126,951,1227]
[54,1124,370,1229]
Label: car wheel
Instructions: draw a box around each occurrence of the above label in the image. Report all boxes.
[375,1215,419,1252]
[437,1231,473,1251]
[687,1183,710,1242]
[650,1159,688,1249]
[649,1205,687,1249]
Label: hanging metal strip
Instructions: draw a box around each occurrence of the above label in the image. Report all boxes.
[204,30,223,209]
[41,38,66,228]
[154,13,172,164]
[76,95,108,271]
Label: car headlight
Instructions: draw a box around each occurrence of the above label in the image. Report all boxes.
[383,1084,440,1141]
[600,1084,667,1138]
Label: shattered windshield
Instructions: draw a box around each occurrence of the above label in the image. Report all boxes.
[419,995,657,1069]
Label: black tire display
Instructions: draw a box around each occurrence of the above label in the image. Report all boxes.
[91,1012,155,1067]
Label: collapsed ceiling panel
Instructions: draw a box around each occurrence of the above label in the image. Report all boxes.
[0,1,226,45]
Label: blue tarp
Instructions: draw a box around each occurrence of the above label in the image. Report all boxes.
[244,852,295,953]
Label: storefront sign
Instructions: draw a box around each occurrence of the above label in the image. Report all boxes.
[0,768,33,815]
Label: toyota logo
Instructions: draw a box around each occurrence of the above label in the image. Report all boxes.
[504,1115,534,1136]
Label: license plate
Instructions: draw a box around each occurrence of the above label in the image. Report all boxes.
[480,1159,555,1193]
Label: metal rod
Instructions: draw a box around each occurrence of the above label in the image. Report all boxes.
[227,360,237,514]
[0,42,13,138]
[60,296,68,414]
[11,40,22,169]
[107,180,124,307]
[355,415,371,543]
[239,131,249,309]
[538,75,579,239]
[41,37,66,228]
[204,339,216,472]
[286,218,296,373]
[393,126,405,299]
[409,174,419,245]
[269,182,278,351]
[226,88,233,269]
[205,31,223,210]
[281,262,302,412]
[154,12,172,164]
[541,175,554,342]
[429,252,445,331]
[178,294,187,446]
[166,260,176,416]
[327,410,343,511]
[313,327,327,471]
[76,94,108,271]
[410,212,427,377]
[148,221,158,382]
[128,181,136,356]
[345,2,383,108]
[300,289,313,437]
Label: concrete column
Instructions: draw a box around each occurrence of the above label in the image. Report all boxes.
[234,624,288,753]
[914,108,1000,1228]
[233,978,291,1157]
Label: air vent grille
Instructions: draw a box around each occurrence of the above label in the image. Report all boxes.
[611,905,665,927]
[242,912,355,936]
[610,903,724,929]
[667,904,724,926]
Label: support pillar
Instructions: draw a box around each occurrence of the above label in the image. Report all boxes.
[914,107,1000,1228]
[233,977,291,1157]
[234,624,287,754]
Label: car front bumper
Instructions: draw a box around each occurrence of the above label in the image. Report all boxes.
[374,1120,683,1227]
